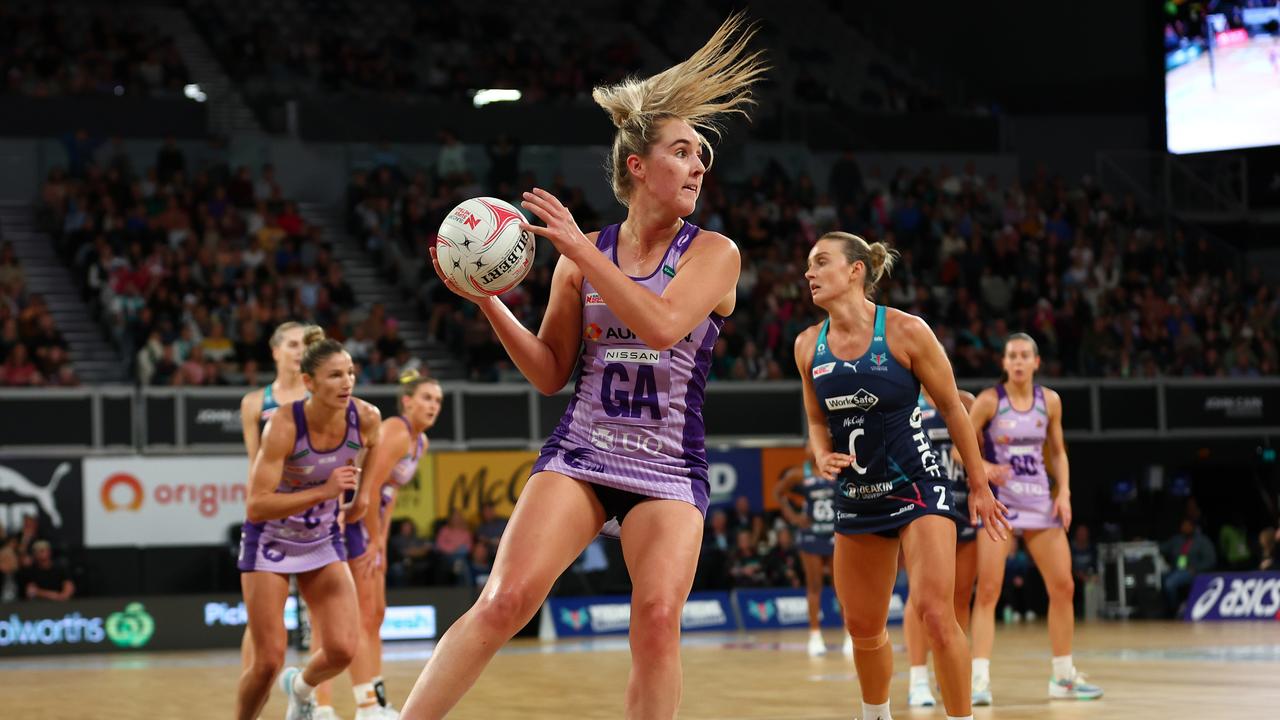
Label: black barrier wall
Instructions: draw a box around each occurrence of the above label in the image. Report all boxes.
[2,380,1275,452]
[0,587,475,657]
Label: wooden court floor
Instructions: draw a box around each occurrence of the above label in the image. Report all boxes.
[5,621,1279,719]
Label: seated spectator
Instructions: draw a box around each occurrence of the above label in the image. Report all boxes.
[728,529,769,588]
[766,526,803,588]
[434,509,474,584]
[1070,525,1098,617]
[1,546,20,602]
[387,519,433,587]
[998,536,1036,623]
[1161,518,1217,617]
[475,502,508,552]
[1260,527,1278,571]
[468,542,493,588]
[22,540,74,601]
[728,495,756,535]
[2,344,41,385]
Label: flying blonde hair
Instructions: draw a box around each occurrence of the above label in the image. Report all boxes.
[592,12,767,206]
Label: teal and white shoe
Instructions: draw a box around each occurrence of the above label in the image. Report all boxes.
[1049,671,1103,700]
[314,706,342,720]
[279,666,316,720]
[908,682,936,707]
[972,676,993,706]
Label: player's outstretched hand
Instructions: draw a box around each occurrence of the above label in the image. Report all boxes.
[519,188,593,262]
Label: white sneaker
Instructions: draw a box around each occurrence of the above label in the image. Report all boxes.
[908,682,937,707]
[807,632,827,657]
[279,667,316,720]
[1025,610,1038,622]
[314,707,342,720]
[1049,670,1103,700]
[355,706,399,719]
[972,675,993,706]
[841,635,853,657]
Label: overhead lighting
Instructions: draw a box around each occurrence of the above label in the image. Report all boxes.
[472,89,521,108]
[184,83,207,103]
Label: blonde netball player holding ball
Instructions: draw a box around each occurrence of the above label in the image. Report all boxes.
[796,232,1010,720]
[400,14,765,720]
[968,333,1102,705]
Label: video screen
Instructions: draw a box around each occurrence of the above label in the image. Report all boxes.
[1165,0,1280,154]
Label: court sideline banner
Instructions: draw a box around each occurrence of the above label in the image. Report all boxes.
[83,457,249,547]
[433,450,535,523]
[540,592,735,639]
[0,458,84,546]
[1184,571,1280,621]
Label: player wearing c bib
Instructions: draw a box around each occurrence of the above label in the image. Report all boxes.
[401,15,765,719]
[968,333,1102,704]
[235,329,382,720]
[775,453,851,657]
[797,232,1009,720]
[903,388,978,707]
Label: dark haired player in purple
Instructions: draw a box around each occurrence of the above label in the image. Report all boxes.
[234,327,382,720]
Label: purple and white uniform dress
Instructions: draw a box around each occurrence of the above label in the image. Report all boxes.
[983,384,1059,529]
[345,416,424,558]
[238,401,362,573]
[532,221,722,527]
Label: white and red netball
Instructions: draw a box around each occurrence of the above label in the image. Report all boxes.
[435,197,535,298]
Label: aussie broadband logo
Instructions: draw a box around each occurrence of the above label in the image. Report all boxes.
[825,389,879,412]
[560,607,589,631]
[0,602,153,649]
[747,600,775,622]
[106,602,155,648]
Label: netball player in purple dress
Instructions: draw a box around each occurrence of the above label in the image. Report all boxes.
[235,328,383,720]
[400,14,765,720]
[968,333,1102,704]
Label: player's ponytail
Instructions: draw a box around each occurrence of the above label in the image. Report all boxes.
[398,367,440,401]
[592,11,767,206]
[300,325,345,375]
[818,231,898,299]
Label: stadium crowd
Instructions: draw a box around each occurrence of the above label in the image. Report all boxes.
[0,1,189,98]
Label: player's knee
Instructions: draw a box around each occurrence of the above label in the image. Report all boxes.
[1048,573,1075,601]
[844,615,884,640]
[914,595,957,646]
[249,641,285,679]
[473,584,538,634]
[323,631,357,668]
[974,576,1002,605]
[631,596,681,636]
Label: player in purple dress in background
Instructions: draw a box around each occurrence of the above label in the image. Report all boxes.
[401,13,765,720]
[968,333,1103,705]
[330,368,441,719]
[235,327,383,720]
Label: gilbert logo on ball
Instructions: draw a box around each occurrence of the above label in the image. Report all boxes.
[436,197,535,298]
